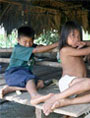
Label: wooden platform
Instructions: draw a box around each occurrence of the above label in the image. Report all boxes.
[1,82,90,118]
[0,65,90,118]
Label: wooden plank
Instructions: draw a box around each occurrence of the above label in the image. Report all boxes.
[0,73,4,79]
[35,108,42,118]
[0,58,10,63]
[0,79,5,85]
[35,103,90,117]
[0,74,6,85]
[85,113,90,118]
[36,61,61,68]
[0,84,90,117]
[35,107,62,118]
[0,58,61,67]
[0,48,12,52]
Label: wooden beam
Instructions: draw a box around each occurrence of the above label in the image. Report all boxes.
[0,0,21,6]
[0,0,82,11]
[49,0,82,10]
[0,0,60,13]
[0,48,12,52]
[0,58,10,63]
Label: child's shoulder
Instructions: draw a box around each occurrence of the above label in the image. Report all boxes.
[60,46,73,53]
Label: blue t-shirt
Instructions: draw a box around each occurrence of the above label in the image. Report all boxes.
[7,44,35,70]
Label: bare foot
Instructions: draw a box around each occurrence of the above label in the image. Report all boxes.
[51,98,71,110]
[0,85,26,99]
[0,85,11,98]
[30,93,54,105]
[43,97,71,116]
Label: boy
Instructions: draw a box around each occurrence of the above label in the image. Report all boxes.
[0,26,58,105]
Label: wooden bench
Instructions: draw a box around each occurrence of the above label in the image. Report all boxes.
[1,69,90,118]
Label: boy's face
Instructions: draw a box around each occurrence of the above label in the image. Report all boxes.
[18,36,33,47]
[67,29,81,48]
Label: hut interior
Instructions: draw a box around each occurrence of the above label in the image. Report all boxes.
[0,0,90,34]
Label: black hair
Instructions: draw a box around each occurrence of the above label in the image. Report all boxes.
[59,21,82,50]
[18,26,35,40]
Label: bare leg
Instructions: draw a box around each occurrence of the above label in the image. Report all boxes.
[43,98,71,116]
[0,79,49,101]
[36,80,44,89]
[69,78,85,87]
[58,78,90,98]
[0,79,44,98]
[0,85,26,99]
[26,80,54,105]
[43,78,90,116]
[51,93,90,111]
[44,93,90,116]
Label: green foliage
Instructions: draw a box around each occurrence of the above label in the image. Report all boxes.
[0,27,17,48]
[34,29,59,45]
[0,25,90,48]
[0,27,59,48]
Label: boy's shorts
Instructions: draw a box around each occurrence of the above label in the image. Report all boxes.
[4,67,38,88]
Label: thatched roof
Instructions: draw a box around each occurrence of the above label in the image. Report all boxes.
[0,0,90,34]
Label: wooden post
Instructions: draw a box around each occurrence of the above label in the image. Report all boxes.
[35,108,42,118]
[35,107,62,118]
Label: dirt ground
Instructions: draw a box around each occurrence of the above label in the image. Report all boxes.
[0,100,35,118]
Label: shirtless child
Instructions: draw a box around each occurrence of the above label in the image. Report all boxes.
[43,21,90,116]
[0,26,58,105]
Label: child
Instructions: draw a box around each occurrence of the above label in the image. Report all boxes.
[43,21,90,116]
[0,26,58,105]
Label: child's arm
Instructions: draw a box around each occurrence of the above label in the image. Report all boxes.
[76,41,86,49]
[32,42,58,53]
[75,41,90,49]
[85,41,90,46]
[61,46,90,57]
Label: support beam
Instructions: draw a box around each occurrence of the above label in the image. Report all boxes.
[0,4,11,20]
[0,48,12,52]
[0,0,78,21]
[35,107,62,118]
[0,0,60,13]
[0,58,10,63]
[0,0,21,6]
[0,0,82,11]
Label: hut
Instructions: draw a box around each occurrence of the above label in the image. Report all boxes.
[0,0,90,34]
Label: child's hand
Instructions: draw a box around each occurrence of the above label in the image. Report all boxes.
[76,41,86,49]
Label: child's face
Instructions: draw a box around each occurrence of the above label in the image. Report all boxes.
[67,29,81,48]
[18,36,33,47]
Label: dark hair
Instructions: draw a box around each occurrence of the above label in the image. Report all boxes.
[59,21,82,50]
[18,26,35,40]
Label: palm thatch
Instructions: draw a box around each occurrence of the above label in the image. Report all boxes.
[0,0,90,34]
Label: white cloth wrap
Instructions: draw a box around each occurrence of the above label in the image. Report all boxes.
[59,75,76,92]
